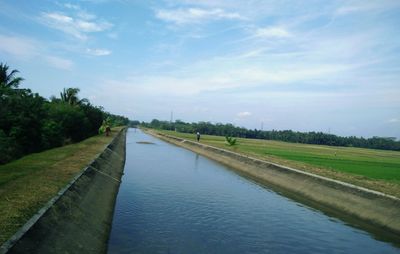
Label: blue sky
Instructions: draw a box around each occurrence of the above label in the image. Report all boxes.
[1,0,399,138]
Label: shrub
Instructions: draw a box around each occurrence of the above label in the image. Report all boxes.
[225,136,237,146]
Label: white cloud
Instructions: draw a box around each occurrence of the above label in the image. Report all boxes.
[236,48,267,59]
[86,48,112,56]
[155,8,244,25]
[336,1,400,15]
[1,0,394,138]
[63,3,97,20]
[0,34,73,70]
[45,56,73,70]
[94,53,361,99]
[76,20,108,32]
[107,32,118,39]
[255,27,291,38]
[64,3,80,10]
[40,11,112,40]
[0,34,37,58]
[237,111,252,118]
[388,118,400,123]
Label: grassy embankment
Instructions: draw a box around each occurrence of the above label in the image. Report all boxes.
[159,130,400,197]
[0,127,123,245]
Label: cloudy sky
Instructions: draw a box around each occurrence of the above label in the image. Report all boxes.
[1,0,399,138]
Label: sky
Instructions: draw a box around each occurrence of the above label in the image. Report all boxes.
[0,0,399,139]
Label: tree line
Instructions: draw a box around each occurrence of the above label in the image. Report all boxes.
[0,63,129,164]
[142,119,400,151]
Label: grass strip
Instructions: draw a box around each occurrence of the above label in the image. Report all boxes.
[0,128,122,245]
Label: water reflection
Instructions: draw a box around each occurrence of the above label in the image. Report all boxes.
[194,154,199,171]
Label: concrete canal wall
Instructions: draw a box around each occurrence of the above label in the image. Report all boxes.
[148,130,400,237]
[1,128,127,254]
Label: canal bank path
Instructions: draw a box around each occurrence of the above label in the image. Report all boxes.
[107,128,399,253]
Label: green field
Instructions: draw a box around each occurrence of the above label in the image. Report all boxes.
[159,130,400,197]
[0,128,122,245]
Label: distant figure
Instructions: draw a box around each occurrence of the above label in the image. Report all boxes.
[105,126,111,136]
[196,132,201,142]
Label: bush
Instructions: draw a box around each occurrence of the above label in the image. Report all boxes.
[0,130,17,164]
[225,136,237,146]
[41,120,63,149]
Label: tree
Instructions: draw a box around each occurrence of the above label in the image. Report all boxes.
[60,87,88,106]
[47,102,90,143]
[0,63,24,89]
[80,103,104,136]
[142,119,400,151]
[0,63,130,164]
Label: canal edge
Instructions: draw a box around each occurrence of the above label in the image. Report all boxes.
[0,127,127,254]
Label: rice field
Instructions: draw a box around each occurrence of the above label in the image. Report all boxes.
[158,130,400,197]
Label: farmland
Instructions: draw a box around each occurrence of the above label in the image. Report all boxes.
[158,130,400,197]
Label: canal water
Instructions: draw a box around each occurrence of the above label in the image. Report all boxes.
[107,129,399,253]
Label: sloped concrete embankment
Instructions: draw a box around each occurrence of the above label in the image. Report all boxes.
[149,131,400,237]
[0,128,127,254]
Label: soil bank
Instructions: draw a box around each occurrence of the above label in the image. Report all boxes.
[0,128,127,254]
[147,130,400,238]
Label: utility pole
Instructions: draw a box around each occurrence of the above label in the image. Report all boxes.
[170,111,173,123]
[261,121,264,131]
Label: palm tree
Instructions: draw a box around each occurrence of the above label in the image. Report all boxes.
[0,63,24,88]
[60,87,88,106]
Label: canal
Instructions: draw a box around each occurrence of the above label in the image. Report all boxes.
[107,129,399,253]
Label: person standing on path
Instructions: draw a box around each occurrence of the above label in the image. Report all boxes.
[196,132,201,142]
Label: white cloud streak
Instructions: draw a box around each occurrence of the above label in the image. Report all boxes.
[86,48,112,56]
[0,34,37,58]
[388,118,400,123]
[255,27,291,38]
[64,3,80,10]
[96,61,359,99]
[45,56,73,70]
[237,111,252,118]
[155,8,244,25]
[336,1,400,15]
[40,11,112,40]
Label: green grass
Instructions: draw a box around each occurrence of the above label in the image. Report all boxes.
[0,143,88,186]
[239,142,400,181]
[158,130,400,196]
[0,127,122,245]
